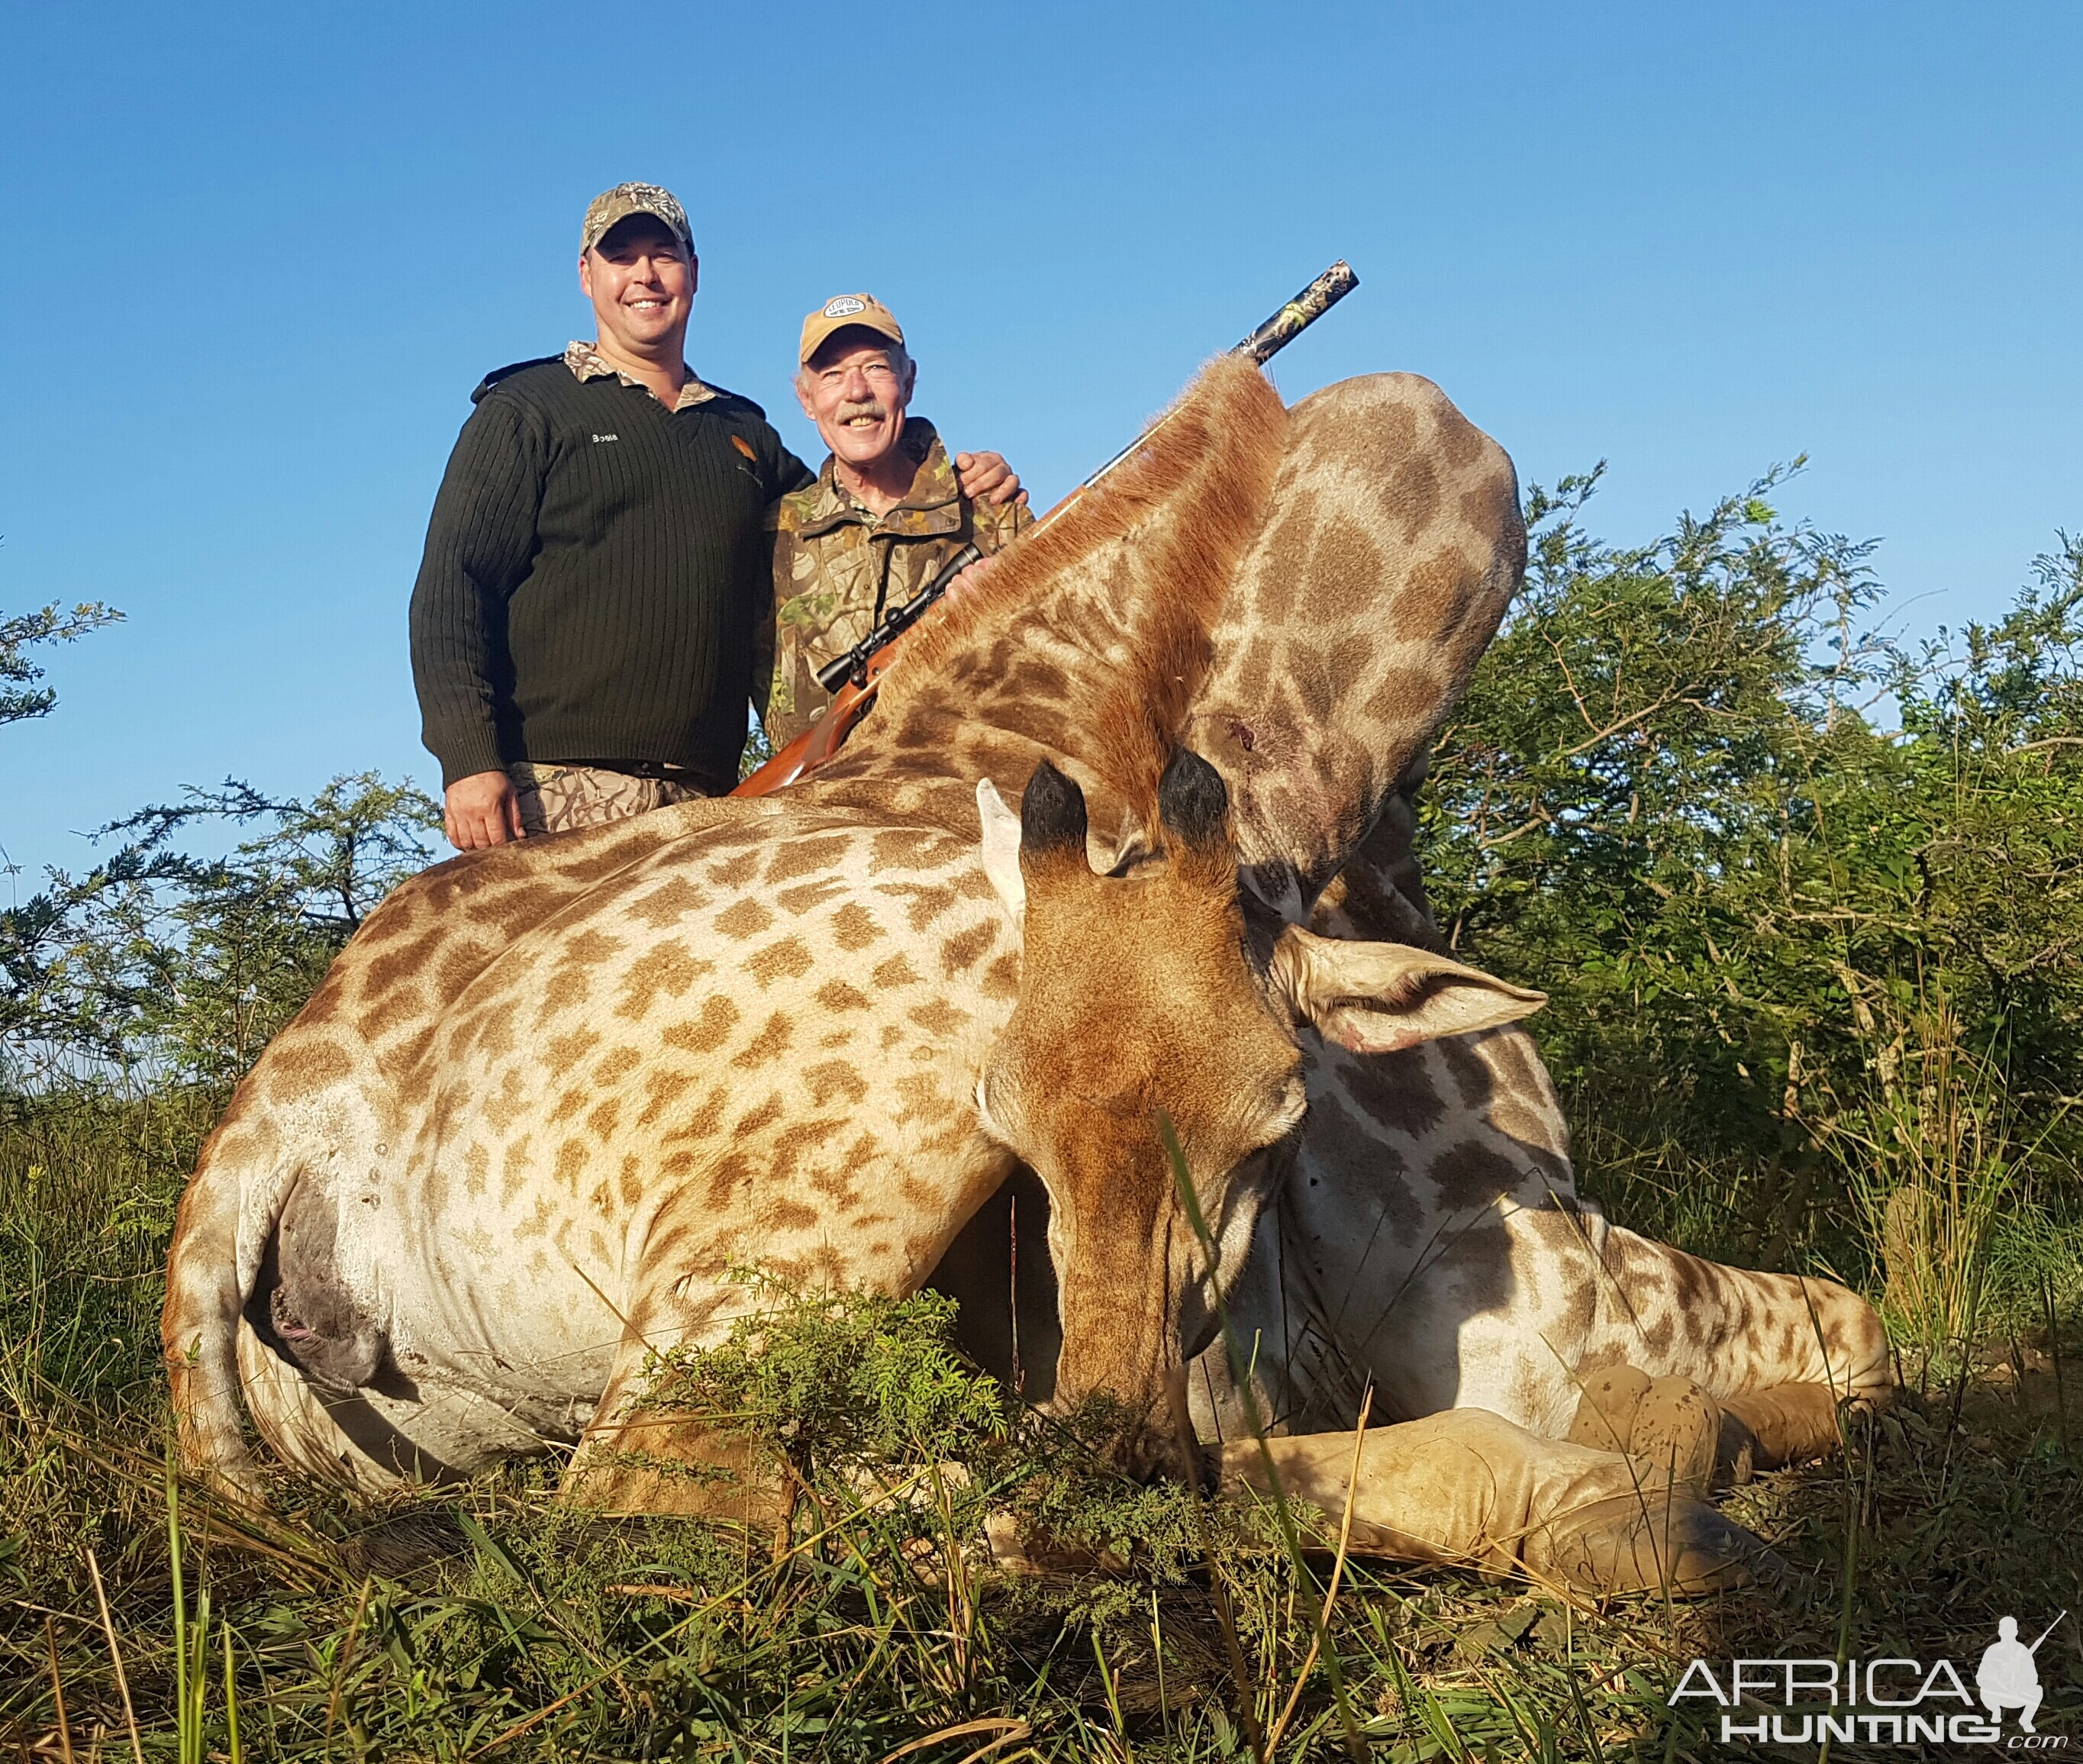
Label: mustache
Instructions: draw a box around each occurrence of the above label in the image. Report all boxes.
[834,400,888,424]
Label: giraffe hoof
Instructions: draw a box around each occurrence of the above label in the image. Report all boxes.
[1540,1493,1780,1597]
[1568,1366,1723,1497]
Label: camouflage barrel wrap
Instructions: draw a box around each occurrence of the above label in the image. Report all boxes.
[1234,261,1359,366]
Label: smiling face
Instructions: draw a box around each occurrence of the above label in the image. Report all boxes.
[796,330,916,472]
[578,216,696,363]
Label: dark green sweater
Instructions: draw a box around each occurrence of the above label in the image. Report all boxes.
[409,358,813,794]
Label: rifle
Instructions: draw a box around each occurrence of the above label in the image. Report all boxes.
[733,260,1359,797]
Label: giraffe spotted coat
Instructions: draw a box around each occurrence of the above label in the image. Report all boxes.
[163,358,1878,1588]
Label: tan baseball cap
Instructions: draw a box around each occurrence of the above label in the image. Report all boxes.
[798,293,904,366]
[580,182,694,256]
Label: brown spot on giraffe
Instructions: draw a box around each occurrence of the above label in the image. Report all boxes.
[772,1117,845,1181]
[708,850,761,889]
[804,1060,869,1108]
[663,995,740,1056]
[830,901,883,950]
[879,879,959,932]
[714,898,772,941]
[815,979,872,1012]
[908,998,971,1038]
[732,1014,794,1069]
[616,943,709,1018]
[872,953,924,990]
[938,922,995,976]
[775,876,848,915]
[260,1037,354,1102]
[626,876,710,928]
[764,834,850,885]
[745,935,814,988]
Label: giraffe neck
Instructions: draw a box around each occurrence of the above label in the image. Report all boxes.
[814,356,1291,856]
[1187,372,1526,921]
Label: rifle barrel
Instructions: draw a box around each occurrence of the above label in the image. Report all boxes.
[1083,260,1359,493]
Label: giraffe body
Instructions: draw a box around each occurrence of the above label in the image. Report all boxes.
[186,792,1027,1488]
[1185,813,1893,1453]
[163,358,1868,1590]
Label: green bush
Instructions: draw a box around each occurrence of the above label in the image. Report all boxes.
[1424,473,2083,1336]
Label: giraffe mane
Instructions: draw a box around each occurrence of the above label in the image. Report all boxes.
[873,354,1289,825]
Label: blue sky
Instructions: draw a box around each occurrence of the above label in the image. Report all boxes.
[3,2,2078,885]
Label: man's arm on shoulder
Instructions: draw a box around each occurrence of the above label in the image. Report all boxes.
[408,389,547,847]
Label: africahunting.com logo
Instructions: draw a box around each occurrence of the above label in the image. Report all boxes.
[1669,1613,2068,1747]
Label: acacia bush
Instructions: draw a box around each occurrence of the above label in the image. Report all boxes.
[1,774,439,1092]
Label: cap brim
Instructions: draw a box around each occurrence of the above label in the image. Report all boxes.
[585,210,693,256]
[799,313,904,366]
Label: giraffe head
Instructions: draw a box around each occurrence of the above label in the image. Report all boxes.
[975,749,1547,1479]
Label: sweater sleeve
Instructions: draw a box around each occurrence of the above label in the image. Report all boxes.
[742,422,814,733]
[408,393,549,785]
[765,430,815,499]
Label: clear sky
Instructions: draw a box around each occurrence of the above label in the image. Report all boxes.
[3,2,2078,886]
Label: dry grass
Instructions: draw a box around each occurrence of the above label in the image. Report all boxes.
[2,1090,2078,1761]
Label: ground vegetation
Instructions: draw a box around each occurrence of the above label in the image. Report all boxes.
[2,478,2078,1756]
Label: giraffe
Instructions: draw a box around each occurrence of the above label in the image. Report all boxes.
[968,747,1769,1592]
[1180,804,1893,1479]
[1146,375,1893,1469]
[160,357,1509,1496]
[159,356,1794,1590]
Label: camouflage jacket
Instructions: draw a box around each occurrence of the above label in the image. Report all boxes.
[759,418,1031,746]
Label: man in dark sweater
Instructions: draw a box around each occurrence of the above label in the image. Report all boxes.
[409,182,1021,849]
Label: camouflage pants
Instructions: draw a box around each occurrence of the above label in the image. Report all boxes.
[508,762,705,834]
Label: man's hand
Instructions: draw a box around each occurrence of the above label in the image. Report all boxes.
[954,451,1027,508]
[944,552,999,605]
[445,770,525,850]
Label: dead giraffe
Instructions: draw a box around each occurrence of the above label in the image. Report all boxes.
[160,357,1507,1497]
[1188,803,1893,1479]
[921,366,1890,1481]
[971,749,1768,1591]
[163,357,1762,1588]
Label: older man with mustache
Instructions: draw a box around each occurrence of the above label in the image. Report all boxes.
[409,185,1022,847]
[759,294,1033,748]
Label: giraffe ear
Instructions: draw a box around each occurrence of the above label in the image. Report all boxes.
[1268,926,1546,1053]
[975,777,1026,926]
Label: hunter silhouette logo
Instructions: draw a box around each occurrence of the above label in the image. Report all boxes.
[1980,1614,2065,1734]
[1669,1611,2069,1747]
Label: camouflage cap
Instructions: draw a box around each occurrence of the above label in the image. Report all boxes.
[580,182,694,257]
[799,293,905,366]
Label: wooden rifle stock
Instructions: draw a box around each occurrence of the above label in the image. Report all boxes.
[733,260,1357,797]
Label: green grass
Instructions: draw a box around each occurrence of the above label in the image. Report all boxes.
[4,1088,2080,1761]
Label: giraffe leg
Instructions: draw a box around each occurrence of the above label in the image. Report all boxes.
[1218,1409,1773,1595]
[559,1333,794,1526]
[1721,1382,1861,1469]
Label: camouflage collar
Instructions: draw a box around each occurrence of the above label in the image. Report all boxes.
[563,340,717,411]
[779,418,963,540]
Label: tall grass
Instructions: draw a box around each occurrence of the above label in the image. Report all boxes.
[4,1088,2079,1757]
